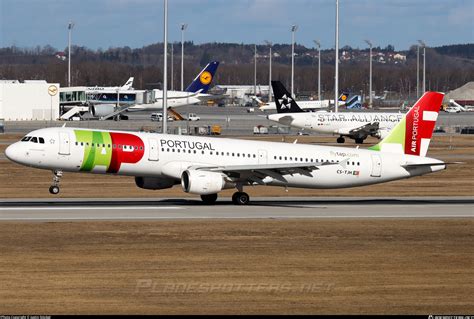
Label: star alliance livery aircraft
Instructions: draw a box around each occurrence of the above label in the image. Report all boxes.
[6,91,446,205]
[268,81,403,144]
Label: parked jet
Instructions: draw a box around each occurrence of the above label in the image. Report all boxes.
[6,91,446,205]
[91,61,220,119]
[87,77,135,92]
[267,81,403,144]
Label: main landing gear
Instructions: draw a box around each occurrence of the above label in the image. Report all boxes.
[199,192,251,205]
[232,192,250,205]
[200,193,218,205]
[337,136,345,144]
[49,170,62,195]
[355,137,365,144]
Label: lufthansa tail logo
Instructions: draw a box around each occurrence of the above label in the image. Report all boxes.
[200,71,212,85]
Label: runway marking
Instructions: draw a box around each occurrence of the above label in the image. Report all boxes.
[0,215,473,221]
[0,206,183,211]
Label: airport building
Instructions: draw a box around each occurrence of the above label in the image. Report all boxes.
[0,80,60,121]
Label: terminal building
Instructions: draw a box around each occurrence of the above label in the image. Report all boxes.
[0,80,60,121]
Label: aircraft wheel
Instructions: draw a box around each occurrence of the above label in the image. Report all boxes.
[337,137,345,144]
[232,192,250,205]
[49,186,60,195]
[201,193,218,205]
[355,138,365,144]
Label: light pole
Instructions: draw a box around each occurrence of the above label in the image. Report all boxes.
[254,44,257,96]
[416,43,420,98]
[418,40,426,95]
[264,41,272,102]
[334,0,339,112]
[313,40,321,102]
[291,25,298,98]
[170,43,174,90]
[180,23,187,91]
[365,39,373,108]
[67,22,74,87]
[163,0,168,134]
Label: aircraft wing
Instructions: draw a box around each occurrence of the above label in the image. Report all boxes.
[338,122,380,137]
[197,93,226,102]
[192,161,342,184]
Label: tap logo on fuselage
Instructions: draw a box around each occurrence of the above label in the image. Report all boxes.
[74,130,144,173]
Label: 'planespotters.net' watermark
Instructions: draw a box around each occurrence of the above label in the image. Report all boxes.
[134,279,334,294]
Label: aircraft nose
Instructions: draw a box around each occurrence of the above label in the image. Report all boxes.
[5,142,22,163]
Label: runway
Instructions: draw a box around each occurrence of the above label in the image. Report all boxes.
[0,197,472,221]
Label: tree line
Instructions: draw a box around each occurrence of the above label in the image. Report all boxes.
[0,42,473,99]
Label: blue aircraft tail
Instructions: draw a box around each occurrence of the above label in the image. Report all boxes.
[185,61,219,93]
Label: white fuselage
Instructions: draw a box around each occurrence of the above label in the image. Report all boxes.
[259,100,331,111]
[5,127,444,191]
[268,111,404,137]
[128,90,207,111]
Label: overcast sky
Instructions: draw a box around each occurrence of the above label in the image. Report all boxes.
[1,0,473,51]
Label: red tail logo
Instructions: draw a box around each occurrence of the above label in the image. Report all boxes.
[404,92,443,156]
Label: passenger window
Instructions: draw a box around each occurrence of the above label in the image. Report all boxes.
[140,146,143,150]
[113,144,116,148]
[31,137,38,143]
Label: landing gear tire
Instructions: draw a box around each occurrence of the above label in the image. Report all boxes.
[201,193,218,205]
[232,192,250,205]
[49,169,63,195]
[49,185,60,195]
[355,138,365,144]
[337,137,345,144]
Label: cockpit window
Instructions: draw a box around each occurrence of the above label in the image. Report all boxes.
[21,136,31,142]
[38,137,45,144]
[31,137,38,143]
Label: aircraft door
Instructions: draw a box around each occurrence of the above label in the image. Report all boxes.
[370,154,382,177]
[148,139,159,161]
[58,132,70,155]
[258,149,267,164]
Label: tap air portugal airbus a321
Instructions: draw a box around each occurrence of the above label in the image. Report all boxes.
[6,92,447,205]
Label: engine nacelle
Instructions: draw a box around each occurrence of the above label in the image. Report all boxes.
[181,170,226,195]
[373,128,391,139]
[90,104,115,117]
[135,176,177,190]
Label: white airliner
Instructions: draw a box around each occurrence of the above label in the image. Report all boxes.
[268,81,403,144]
[91,62,220,119]
[86,77,135,92]
[256,97,332,111]
[5,91,446,205]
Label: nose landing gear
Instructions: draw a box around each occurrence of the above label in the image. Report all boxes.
[49,170,63,195]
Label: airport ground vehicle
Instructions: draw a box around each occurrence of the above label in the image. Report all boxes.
[187,113,200,121]
[150,113,174,122]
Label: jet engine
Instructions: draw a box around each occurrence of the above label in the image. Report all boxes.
[181,170,227,195]
[135,176,177,190]
[373,128,391,140]
[90,104,115,117]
